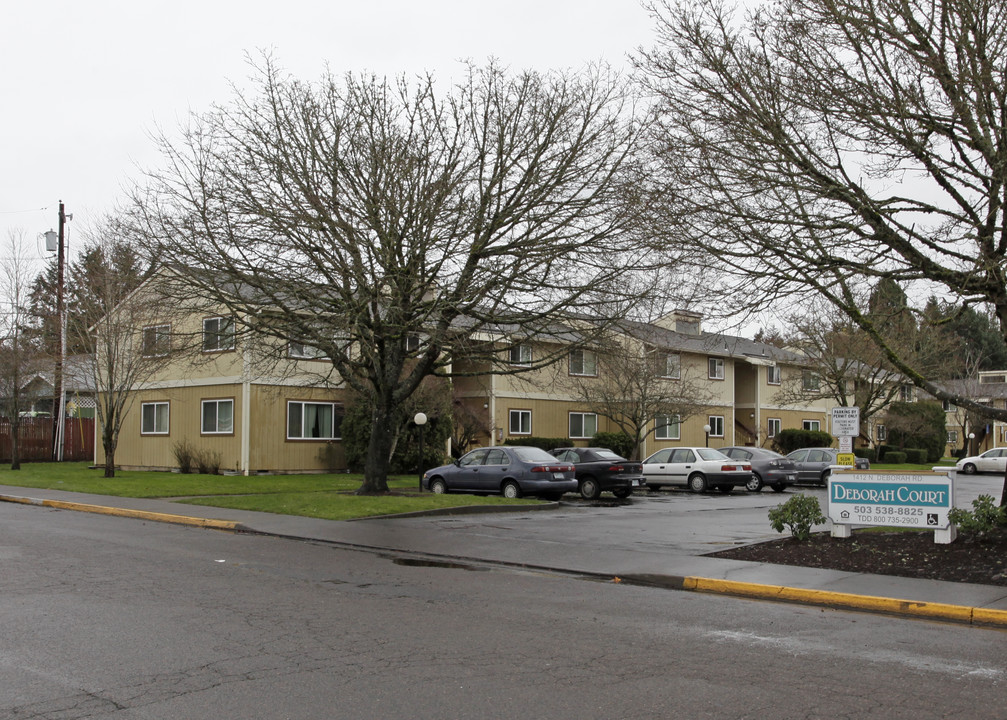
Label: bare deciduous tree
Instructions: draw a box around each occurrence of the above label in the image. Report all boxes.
[637,0,1007,420]
[134,57,651,493]
[0,229,40,469]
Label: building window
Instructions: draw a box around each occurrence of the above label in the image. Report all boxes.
[947,430,958,444]
[661,354,681,379]
[708,357,725,380]
[289,341,325,359]
[569,349,598,376]
[900,384,913,401]
[202,316,235,352]
[287,401,343,440]
[708,415,725,437]
[768,418,781,437]
[141,325,170,357]
[655,414,681,440]
[509,409,531,435]
[803,420,821,432]
[569,412,598,439]
[942,399,956,412]
[767,365,781,385]
[509,345,532,366]
[201,399,234,434]
[141,401,169,435]
[406,333,422,352]
[802,370,820,391]
[877,424,887,442]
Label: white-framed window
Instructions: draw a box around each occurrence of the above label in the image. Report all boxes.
[661,354,681,379]
[509,344,532,366]
[942,399,956,412]
[141,401,169,435]
[708,357,725,380]
[947,430,958,444]
[201,399,234,435]
[708,415,725,437]
[141,324,170,357]
[803,419,821,431]
[569,412,598,439]
[289,340,326,360]
[767,365,781,385]
[287,401,343,440]
[877,424,887,442]
[655,414,681,440]
[509,409,531,435]
[768,417,781,437]
[569,349,598,376]
[802,370,820,391]
[202,316,235,352]
[900,384,913,401]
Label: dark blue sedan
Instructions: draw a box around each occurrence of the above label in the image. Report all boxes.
[423,446,578,499]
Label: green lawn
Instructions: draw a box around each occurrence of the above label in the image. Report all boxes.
[0,462,542,519]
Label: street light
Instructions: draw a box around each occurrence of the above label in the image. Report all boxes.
[968,432,975,456]
[703,423,711,448]
[414,412,428,491]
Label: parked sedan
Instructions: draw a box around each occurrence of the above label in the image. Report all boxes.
[549,447,645,499]
[422,446,578,499]
[955,448,1007,474]
[641,446,753,493]
[786,447,870,486]
[719,446,798,492]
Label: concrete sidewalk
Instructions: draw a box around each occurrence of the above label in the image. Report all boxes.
[2,484,1006,628]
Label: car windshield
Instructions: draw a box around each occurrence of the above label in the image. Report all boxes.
[512,447,558,463]
[593,450,623,460]
[697,448,730,461]
[760,450,785,459]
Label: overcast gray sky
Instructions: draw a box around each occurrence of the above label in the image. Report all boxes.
[1,0,655,267]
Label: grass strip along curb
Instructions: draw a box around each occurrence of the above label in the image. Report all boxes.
[680,576,1007,628]
[0,494,245,532]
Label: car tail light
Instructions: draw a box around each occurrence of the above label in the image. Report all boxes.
[721,464,748,471]
[530,464,573,473]
[607,465,624,472]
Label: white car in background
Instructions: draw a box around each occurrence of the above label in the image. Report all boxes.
[641,446,753,493]
[956,448,1007,475]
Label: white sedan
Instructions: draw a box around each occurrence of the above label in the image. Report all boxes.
[956,448,1007,474]
[642,446,753,493]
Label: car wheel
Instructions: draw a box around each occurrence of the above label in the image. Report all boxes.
[962,463,977,475]
[820,469,831,486]
[502,481,522,499]
[771,483,786,493]
[580,476,601,500]
[717,485,734,494]
[612,488,632,499]
[688,473,708,493]
[746,473,764,492]
[429,478,447,494]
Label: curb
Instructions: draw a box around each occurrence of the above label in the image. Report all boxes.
[0,494,246,533]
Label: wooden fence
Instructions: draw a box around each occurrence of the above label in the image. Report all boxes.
[0,417,95,463]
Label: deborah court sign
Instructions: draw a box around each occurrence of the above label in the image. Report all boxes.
[827,472,953,530]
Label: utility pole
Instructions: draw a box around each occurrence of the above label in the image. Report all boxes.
[53,201,66,461]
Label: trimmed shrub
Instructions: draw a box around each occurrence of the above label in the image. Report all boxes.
[883,401,946,462]
[768,494,826,541]
[948,495,1007,537]
[592,431,634,458]
[904,448,927,464]
[853,447,876,463]
[884,451,907,464]
[772,428,833,454]
[503,437,569,451]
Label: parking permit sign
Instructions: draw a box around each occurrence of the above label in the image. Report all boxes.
[827,472,952,529]
[831,407,860,438]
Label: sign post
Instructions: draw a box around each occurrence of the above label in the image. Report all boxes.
[831,407,859,468]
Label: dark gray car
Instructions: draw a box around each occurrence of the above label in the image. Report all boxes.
[719,446,798,492]
[422,446,578,499]
[786,447,870,486]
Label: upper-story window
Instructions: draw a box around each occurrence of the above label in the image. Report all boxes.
[767,365,781,385]
[406,333,422,352]
[900,384,913,401]
[802,370,820,391]
[141,324,170,357]
[289,341,326,360]
[708,357,725,380]
[509,344,532,366]
[661,353,681,379]
[942,399,956,412]
[203,316,235,352]
[569,348,598,376]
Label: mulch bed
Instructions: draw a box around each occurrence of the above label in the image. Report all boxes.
[708,528,1007,587]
